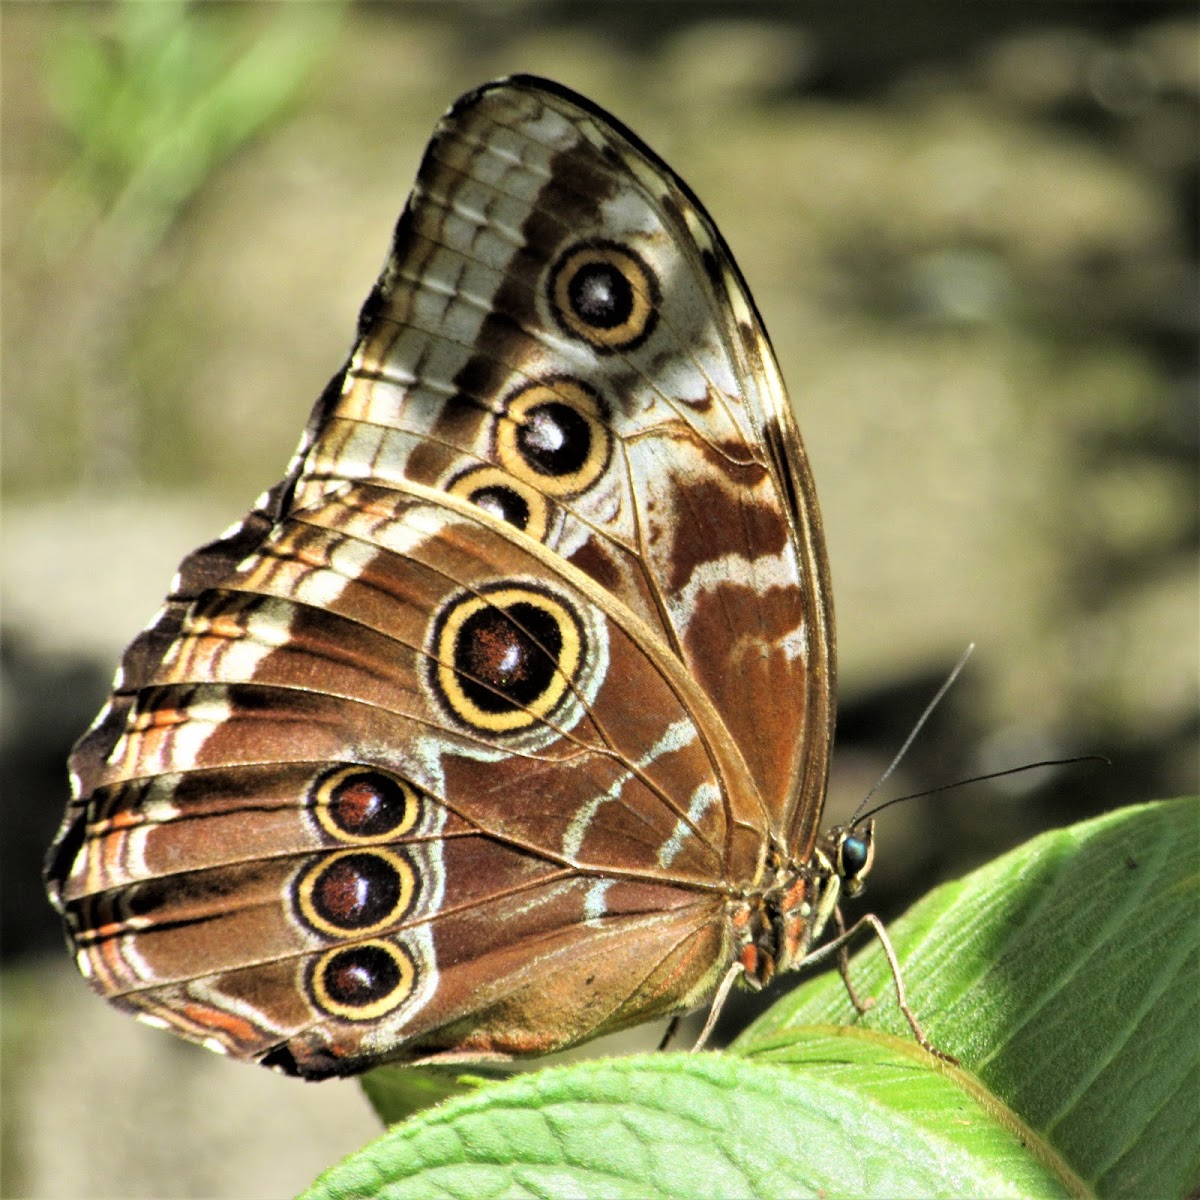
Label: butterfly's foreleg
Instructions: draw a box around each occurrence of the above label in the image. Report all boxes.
[690,961,746,1053]
[840,911,957,1063]
[832,905,876,1016]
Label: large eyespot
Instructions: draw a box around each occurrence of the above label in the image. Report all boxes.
[447,465,550,542]
[495,379,609,498]
[429,585,583,733]
[294,848,417,938]
[309,940,416,1021]
[311,766,422,843]
[549,240,659,351]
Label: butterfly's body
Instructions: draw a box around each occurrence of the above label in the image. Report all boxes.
[46,77,849,1078]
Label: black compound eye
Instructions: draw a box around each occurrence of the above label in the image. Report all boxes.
[838,828,874,889]
[295,849,416,937]
[309,941,415,1020]
[495,379,609,498]
[549,240,659,351]
[312,767,422,842]
[430,585,583,733]
[840,836,869,877]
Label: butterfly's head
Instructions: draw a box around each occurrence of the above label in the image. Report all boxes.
[831,819,875,899]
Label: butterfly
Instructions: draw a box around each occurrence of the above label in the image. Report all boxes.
[45,75,935,1079]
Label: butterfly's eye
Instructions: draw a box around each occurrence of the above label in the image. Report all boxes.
[837,824,875,893]
[312,766,422,842]
[496,379,609,498]
[447,465,550,541]
[430,585,584,733]
[549,240,659,351]
[308,940,416,1021]
[840,836,869,877]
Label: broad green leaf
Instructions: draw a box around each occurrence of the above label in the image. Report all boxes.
[361,1066,510,1127]
[312,1051,1076,1200]
[737,796,1200,1199]
[312,799,1196,1199]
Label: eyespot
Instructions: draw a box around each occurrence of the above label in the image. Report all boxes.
[447,465,550,542]
[495,379,609,498]
[549,240,659,351]
[294,848,417,937]
[311,766,422,843]
[308,940,416,1021]
[429,584,583,733]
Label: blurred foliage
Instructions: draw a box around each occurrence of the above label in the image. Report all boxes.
[35,0,348,266]
[7,0,348,496]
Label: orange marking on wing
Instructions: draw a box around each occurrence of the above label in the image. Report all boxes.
[190,612,247,641]
[131,707,190,733]
[108,808,145,831]
[180,1002,260,1046]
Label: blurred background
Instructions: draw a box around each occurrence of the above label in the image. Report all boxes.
[2,3,1196,1196]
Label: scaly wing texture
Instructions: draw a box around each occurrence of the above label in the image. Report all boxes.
[46,77,833,1078]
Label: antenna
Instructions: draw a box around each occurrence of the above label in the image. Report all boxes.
[849,643,975,827]
[854,756,1110,825]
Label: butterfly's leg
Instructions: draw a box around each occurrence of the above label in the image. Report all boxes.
[833,905,876,1015]
[657,1015,682,1052]
[690,962,746,1053]
[842,912,958,1064]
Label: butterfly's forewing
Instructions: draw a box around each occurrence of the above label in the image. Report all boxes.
[46,77,834,1077]
[325,78,834,836]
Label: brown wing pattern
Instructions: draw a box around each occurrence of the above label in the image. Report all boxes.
[302,77,833,834]
[45,76,834,1077]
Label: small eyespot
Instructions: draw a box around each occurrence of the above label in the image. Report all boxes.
[312,766,422,843]
[495,379,609,498]
[429,584,583,733]
[294,848,417,937]
[447,465,550,542]
[309,940,416,1020]
[549,240,659,351]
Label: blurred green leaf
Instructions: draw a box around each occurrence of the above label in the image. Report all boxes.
[38,0,348,260]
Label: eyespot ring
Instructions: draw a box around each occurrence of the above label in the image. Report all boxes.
[446,465,551,542]
[548,240,659,352]
[495,379,609,498]
[311,766,423,844]
[308,939,416,1021]
[429,584,584,733]
[294,848,418,938]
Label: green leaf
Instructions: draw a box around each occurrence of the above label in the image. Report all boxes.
[306,799,1197,1199]
[360,1066,510,1127]
[312,1051,1076,1200]
[737,795,1200,1198]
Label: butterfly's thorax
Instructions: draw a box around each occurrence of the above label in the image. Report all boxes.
[729,843,840,988]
